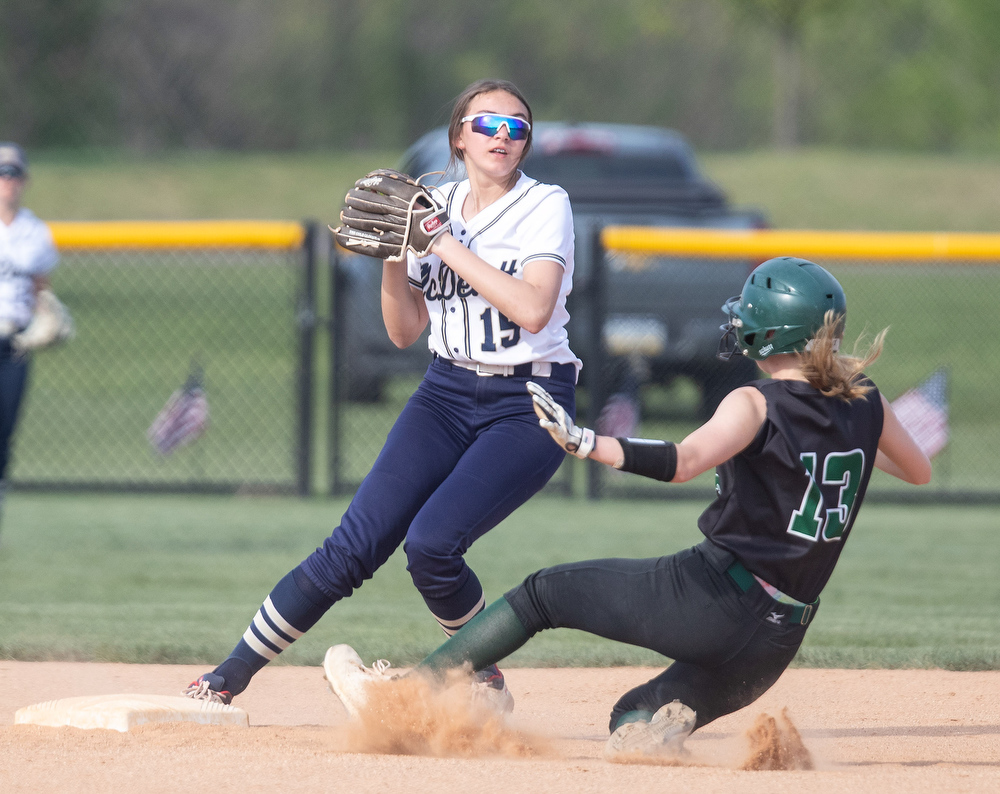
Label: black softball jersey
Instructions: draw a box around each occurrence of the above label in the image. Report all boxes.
[697,377,884,603]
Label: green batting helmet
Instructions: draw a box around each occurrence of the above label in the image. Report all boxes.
[718,257,847,361]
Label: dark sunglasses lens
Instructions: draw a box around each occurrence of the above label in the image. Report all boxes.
[470,118,491,136]
[504,118,529,140]
[472,115,529,140]
[0,165,25,179]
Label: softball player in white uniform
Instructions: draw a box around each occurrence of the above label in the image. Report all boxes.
[0,143,58,529]
[413,172,577,372]
[187,79,579,708]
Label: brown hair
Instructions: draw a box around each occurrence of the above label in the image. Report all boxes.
[446,79,533,178]
[799,311,888,400]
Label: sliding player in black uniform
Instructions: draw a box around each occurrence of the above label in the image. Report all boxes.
[323,257,932,760]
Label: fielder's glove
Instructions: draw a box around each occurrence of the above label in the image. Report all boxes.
[12,289,75,354]
[332,169,450,263]
[527,380,595,459]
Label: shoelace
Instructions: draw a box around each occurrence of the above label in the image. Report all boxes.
[372,659,392,676]
[184,680,229,704]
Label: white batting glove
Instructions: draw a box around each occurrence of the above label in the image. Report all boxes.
[527,381,595,459]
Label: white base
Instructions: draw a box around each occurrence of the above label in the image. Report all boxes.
[14,694,249,732]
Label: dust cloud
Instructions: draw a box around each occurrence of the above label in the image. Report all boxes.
[739,708,814,771]
[336,670,551,759]
[336,672,813,772]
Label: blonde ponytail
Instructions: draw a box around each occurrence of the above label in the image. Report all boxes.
[799,311,887,400]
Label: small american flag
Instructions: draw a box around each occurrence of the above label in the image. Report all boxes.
[891,367,949,459]
[147,366,210,455]
[596,392,640,439]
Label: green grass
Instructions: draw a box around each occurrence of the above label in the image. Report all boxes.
[22,147,1000,232]
[702,148,1000,232]
[23,150,400,223]
[0,493,997,670]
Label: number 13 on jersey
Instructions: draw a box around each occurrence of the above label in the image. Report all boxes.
[787,450,865,542]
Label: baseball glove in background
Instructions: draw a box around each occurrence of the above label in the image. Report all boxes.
[12,289,76,353]
[333,169,450,262]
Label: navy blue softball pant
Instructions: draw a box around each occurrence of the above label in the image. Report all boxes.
[302,357,575,622]
[0,342,29,482]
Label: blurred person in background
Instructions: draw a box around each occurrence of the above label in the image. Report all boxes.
[0,143,59,537]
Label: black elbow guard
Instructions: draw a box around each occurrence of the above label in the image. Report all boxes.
[616,438,677,482]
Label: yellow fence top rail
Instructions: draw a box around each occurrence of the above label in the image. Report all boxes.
[602,227,1000,261]
[49,221,306,250]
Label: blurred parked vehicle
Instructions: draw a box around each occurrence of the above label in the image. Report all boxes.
[336,122,766,418]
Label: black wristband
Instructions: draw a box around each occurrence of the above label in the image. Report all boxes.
[616,438,677,482]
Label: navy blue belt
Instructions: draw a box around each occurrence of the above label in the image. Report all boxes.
[726,560,818,626]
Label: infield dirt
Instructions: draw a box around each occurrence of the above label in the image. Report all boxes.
[1,662,998,793]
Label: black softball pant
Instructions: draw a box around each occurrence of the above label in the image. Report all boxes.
[504,539,810,732]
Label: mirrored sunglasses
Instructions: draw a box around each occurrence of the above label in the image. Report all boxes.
[460,113,531,141]
[0,164,26,180]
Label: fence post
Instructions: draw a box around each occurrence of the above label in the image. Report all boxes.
[586,223,607,500]
[327,241,344,495]
[295,221,318,496]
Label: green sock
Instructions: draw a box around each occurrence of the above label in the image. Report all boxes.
[416,596,530,681]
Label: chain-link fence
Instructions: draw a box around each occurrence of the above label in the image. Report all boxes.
[582,228,1000,502]
[13,222,318,494]
[327,228,1000,503]
[33,223,991,502]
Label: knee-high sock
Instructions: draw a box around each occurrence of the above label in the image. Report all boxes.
[416,596,530,681]
[213,565,335,695]
[423,569,486,637]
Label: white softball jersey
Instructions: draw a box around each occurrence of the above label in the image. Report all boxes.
[0,208,59,331]
[407,172,580,371]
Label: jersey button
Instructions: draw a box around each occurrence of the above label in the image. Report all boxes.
[450,307,455,313]
[459,230,466,236]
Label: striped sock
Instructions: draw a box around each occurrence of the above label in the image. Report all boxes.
[424,569,486,637]
[435,593,486,637]
[213,566,335,695]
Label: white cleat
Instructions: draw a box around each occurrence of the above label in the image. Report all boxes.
[470,663,514,714]
[323,644,392,718]
[604,700,696,760]
[470,680,515,714]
